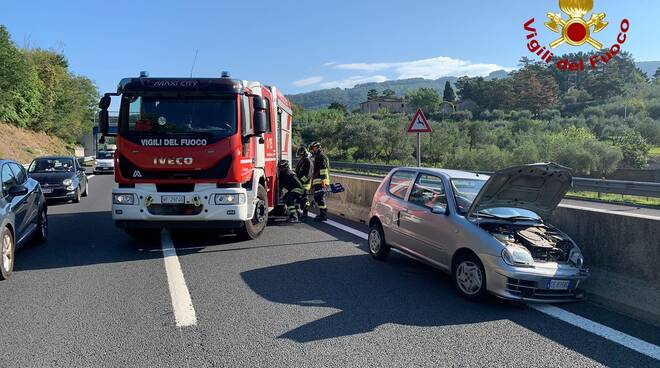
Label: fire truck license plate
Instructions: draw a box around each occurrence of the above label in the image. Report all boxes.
[161,195,185,204]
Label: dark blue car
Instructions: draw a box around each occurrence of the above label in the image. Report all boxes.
[27,156,89,202]
[1,159,48,280]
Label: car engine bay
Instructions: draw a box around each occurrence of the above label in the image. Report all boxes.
[481,224,574,263]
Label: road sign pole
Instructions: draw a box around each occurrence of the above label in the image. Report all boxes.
[416,132,421,167]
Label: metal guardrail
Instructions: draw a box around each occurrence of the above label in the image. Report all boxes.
[330,161,660,198]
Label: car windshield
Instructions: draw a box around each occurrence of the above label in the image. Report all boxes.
[451,178,486,214]
[28,158,75,173]
[451,178,542,220]
[123,96,237,137]
[97,152,113,159]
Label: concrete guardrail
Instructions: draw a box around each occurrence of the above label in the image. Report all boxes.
[331,161,660,198]
[327,173,660,326]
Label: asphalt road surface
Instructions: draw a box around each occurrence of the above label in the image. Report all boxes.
[1,174,658,367]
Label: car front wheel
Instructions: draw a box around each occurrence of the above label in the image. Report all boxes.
[452,253,488,301]
[34,208,48,244]
[1,227,15,280]
[368,222,390,260]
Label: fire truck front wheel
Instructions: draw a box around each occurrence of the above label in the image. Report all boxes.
[237,184,268,240]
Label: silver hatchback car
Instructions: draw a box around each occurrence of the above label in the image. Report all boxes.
[367,163,589,302]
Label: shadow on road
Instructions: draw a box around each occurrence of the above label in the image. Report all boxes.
[241,222,658,367]
[14,211,161,271]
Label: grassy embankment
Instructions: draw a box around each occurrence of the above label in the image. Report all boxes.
[0,122,73,163]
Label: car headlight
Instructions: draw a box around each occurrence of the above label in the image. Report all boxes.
[113,193,136,205]
[213,193,245,205]
[502,247,535,267]
[94,160,99,166]
[62,178,73,186]
[569,248,584,268]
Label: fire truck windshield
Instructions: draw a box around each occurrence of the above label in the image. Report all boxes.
[120,96,237,141]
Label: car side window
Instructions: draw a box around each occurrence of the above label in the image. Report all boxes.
[8,163,27,185]
[387,170,416,200]
[409,174,447,209]
[1,164,17,196]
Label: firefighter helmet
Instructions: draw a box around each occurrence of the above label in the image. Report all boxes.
[308,141,321,150]
[296,145,308,156]
[278,160,290,169]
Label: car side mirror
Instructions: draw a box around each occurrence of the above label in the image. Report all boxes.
[252,96,268,135]
[98,95,111,135]
[431,204,449,215]
[8,185,28,197]
[78,167,86,172]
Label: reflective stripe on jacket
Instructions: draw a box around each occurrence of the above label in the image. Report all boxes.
[311,150,330,186]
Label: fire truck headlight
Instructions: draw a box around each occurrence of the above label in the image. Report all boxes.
[113,193,136,205]
[213,193,245,205]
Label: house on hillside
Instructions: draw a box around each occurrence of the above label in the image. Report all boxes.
[359,97,406,114]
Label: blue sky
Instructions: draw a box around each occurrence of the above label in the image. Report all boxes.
[2,0,659,103]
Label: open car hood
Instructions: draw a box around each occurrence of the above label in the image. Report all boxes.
[467,163,572,221]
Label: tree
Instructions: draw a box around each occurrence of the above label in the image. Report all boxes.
[405,88,440,114]
[442,81,456,103]
[612,129,650,168]
[654,67,660,82]
[367,89,378,101]
[0,25,43,127]
[382,89,396,98]
[379,113,412,164]
[328,102,347,113]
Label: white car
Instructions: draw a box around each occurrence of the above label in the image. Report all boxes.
[94,151,115,174]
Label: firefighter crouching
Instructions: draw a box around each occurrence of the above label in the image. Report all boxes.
[309,141,330,222]
[278,160,305,223]
[295,145,312,219]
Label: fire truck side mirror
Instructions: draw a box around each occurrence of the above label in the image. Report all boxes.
[98,95,111,135]
[253,97,268,135]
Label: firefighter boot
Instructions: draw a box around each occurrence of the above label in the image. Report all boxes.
[287,213,299,223]
[314,209,328,222]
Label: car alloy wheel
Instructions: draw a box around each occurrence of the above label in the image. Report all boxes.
[456,261,483,296]
[1,229,14,278]
[369,228,381,254]
[40,210,48,239]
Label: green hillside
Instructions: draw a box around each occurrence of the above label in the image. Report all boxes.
[289,62,658,110]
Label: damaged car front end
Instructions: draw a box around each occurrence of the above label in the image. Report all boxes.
[468,163,589,302]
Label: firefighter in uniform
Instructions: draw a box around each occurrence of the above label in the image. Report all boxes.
[294,145,312,219]
[278,160,305,223]
[309,141,330,222]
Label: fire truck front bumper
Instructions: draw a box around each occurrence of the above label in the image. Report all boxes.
[112,185,252,227]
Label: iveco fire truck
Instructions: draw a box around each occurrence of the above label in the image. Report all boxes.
[97,72,293,239]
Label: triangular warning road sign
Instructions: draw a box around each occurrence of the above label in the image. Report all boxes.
[407,109,432,133]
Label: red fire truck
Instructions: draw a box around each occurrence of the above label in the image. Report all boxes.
[98,72,293,239]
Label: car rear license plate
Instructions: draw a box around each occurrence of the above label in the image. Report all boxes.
[42,188,53,194]
[546,279,571,290]
[162,195,185,204]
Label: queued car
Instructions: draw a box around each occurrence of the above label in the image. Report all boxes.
[27,156,89,203]
[94,151,115,174]
[367,163,589,303]
[1,159,48,280]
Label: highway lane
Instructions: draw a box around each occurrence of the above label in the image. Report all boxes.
[0,173,658,367]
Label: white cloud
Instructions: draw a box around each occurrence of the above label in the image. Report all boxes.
[334,56,512,79]
[292,76,324,87]
[320,75,388,89]
[321,61,337,67]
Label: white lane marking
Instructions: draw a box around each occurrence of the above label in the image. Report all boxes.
[160,230,197,327]
[308,213,366,241]
[558,203,660,221]
[530,304,660,360]
[313,214,660,360]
